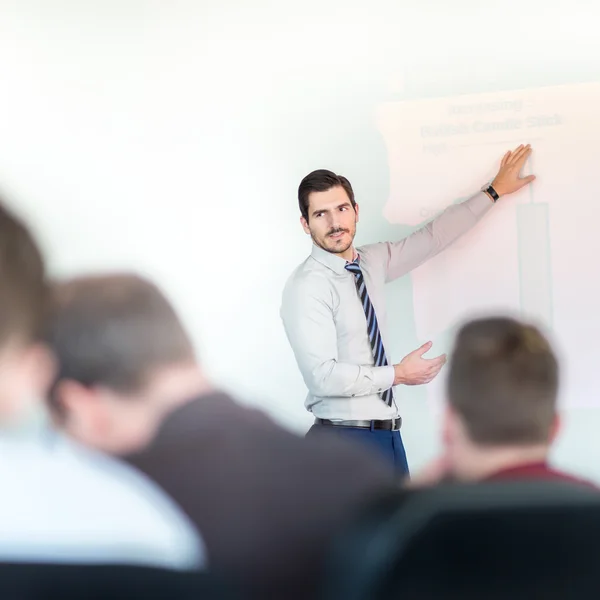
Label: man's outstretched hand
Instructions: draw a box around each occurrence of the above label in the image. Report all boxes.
[393,341,446,386]
[490,143,536,197]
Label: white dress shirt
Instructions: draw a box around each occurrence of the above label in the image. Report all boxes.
[280,191,493,421]
[0,424,205,569]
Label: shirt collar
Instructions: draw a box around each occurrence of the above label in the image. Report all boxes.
[310,243,358,275]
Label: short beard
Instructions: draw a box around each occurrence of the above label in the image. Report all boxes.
[312,229,355,255]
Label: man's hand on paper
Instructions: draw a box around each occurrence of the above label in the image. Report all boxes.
[491,144,536,197]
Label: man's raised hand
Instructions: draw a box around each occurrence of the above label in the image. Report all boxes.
[490,144,536,197]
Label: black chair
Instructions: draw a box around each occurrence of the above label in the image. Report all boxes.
[0,562,243,599]
[321,480,600,600]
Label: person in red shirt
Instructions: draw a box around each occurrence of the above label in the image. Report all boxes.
[418,316,595,488]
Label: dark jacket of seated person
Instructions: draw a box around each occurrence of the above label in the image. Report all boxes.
[122,391,395,598]
[44,274,399,600]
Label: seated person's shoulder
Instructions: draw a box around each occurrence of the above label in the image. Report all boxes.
[0,432,204,570]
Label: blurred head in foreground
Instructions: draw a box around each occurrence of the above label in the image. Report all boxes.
[443,316,560,480]
[45,273,210,454]
[0,202,55,424]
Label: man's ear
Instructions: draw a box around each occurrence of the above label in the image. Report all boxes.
[53,379,99,426]
[442,403,459,447]
[354,203,360,223]
[549,413,561,444]
[23,343,57,400]
[300,215,310,234]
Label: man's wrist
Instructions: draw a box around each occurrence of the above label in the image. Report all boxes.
[489,180,507,198]
[483,183,501,203]
[393,363,408,386]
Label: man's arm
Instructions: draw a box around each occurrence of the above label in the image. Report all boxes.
[281,279,395,398]
[376,144,536,283]
[380,191,492,283]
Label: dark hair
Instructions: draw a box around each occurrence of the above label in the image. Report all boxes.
[0,202,48,345]
[45,273,195,417]
[298,169,356,222]
[447,316,559,446]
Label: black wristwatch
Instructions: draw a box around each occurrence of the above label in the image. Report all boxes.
[482,184,500,203]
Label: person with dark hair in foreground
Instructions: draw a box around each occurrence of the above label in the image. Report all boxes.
[280,145,536,475]
[431,316,595,487]
[44,273,396,599]
[0,203,204,569]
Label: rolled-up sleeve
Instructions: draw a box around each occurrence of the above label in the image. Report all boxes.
[281,277,395,398]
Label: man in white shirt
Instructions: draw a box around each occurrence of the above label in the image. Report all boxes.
[280,144,536,475]
[0,201,204,569]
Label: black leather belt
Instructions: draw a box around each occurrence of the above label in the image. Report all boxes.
[315,417,402,431]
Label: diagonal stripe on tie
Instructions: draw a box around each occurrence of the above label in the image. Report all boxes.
[345,258,394,407]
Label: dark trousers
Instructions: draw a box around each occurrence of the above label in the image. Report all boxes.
[306,422,410,477]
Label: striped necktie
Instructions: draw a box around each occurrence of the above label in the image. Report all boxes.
[345,258,394,407]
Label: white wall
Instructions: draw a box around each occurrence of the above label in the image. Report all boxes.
[0,0,599,480]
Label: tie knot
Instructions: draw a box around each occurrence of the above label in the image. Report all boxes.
[345,260,362,276]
